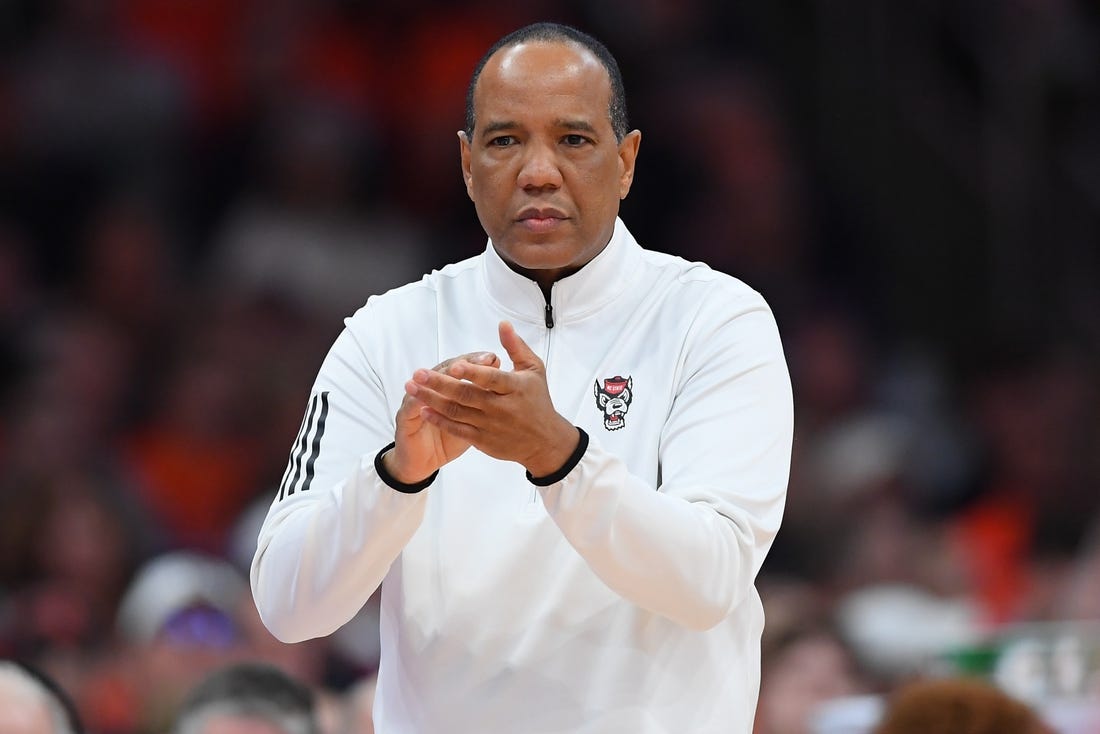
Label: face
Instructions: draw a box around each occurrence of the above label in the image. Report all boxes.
[460,41,641,288]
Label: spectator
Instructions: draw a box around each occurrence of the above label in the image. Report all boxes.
[874,677,1052,734]
[756,620,866,734]
[172,662,318,734]
[116,552,251,732]
[0,660,83,734]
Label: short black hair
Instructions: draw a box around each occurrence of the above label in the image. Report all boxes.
[464,22,629,142]
[174,663,318,734]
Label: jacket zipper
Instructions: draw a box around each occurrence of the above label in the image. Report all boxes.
[531,290,555,506]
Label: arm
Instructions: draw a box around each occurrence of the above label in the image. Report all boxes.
[411,297,792,631]
[251,313,501,644]
[539,300,792,630]
[250,326,428,643]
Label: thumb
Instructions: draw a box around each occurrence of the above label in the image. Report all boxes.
[499,321,542,371]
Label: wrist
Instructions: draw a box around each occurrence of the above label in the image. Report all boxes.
[381,450,430,484]
[376,444,437,493]
[525,425,589,486]
[523,420,579,477]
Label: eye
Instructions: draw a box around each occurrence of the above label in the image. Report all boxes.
[488,136,516,147]
[562,134,591,147]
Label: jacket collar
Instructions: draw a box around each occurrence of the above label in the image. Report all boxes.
[481,217,642,326]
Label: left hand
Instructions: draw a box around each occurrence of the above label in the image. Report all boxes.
[404,321,580,477]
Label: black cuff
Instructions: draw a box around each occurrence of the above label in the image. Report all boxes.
[375,442,438,494]
[526,427,589,487]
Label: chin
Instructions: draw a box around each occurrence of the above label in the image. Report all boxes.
[498,237,578,269]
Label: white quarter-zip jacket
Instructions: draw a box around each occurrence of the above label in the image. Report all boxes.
[251,218,794,733]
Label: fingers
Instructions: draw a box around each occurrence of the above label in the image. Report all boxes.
[434,351,500,374]
[393,392,427,439]
[447,360,512,394]
[402,340,521,431]
[499,321,542,371]
[418,407,479,442]
[405,372,484,425]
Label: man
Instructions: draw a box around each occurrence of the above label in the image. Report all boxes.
[172,663,318,734]
[0,661,83,734]
[252,22,793,733]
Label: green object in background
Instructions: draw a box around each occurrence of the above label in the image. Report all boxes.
[944,643,1001,677]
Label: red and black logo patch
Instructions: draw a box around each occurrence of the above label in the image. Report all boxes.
[594,376,633,431]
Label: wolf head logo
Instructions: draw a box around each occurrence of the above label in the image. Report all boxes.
[594,376,633,431]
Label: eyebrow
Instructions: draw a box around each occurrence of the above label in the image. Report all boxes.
[555,119,598,134]
[480,121,519,138]
[478,119,599,138]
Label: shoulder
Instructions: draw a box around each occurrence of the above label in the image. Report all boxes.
[638,246,771,317]
[343,253,483,331]
[325,254,484,376]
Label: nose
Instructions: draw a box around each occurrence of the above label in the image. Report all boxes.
[517,142,563,191]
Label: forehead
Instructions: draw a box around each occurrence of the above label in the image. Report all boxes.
[473,41,612,128]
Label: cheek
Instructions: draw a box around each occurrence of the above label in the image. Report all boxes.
[473,164,513,208]
[583,160,625,207]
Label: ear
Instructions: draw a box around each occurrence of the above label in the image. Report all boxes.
[458,130,474,201]
[616,130,642,200]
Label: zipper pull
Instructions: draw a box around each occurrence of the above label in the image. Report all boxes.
[544,302,555,329]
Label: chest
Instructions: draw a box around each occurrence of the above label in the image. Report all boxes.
[435,307,687,484]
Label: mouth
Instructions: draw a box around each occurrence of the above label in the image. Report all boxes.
[517,206,568,221]
[516,207,569,234]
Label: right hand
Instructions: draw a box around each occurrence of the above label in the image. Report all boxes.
[382,351,500,484]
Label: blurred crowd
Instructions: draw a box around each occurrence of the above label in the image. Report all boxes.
[0,1,1097,733]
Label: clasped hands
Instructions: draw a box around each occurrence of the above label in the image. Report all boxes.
[382,321,580,485]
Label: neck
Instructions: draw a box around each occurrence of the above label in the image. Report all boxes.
[496,260,579,300]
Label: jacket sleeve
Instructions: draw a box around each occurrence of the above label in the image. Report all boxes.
[537,290,793,631]
[250,316,428,643]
